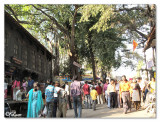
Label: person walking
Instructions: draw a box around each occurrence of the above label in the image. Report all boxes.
[27,82,44,118]
[115,80,120,108]
[45,81,55,117]
[70,75,82,118]
[143,78,149,101]
[131,82,141,110]
[90,87,98,111]
[57,84,68,118]
[83,81,91,109]
[137,77,145,105]
[119,75,131,114]
[103,79,109,104]
[53,81,61,117]
[65,82,72,109]
[96,83,103,104]
[107,79,116,109]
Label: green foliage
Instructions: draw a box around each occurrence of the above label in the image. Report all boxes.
[79,5,114,32]
[5,4,152,76]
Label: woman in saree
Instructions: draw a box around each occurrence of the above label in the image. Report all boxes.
[27,82,44,118]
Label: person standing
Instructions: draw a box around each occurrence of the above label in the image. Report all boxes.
[96,83,103,104]
[57,84,68,118]
[137,77,145,102]
[131,82,141,110]
[107,79,116,109]
[148,77,156,93]
[65,82,72,109]
[4,81,8,99]
[45,81,55,118]
[103,79,109,104]
[16,87,24,101]
[90,87,98,111]
[115,80,120,108]
[22,79,28,93]
[143,78,149,101]
[119,75,131,114]
[100,80,105,103]
[53,81,61,117]
[83,81,91,109]
[12,78,21,100]
[27,76,34,92]
[92,81,97,88]
[27,82,44,118]
[70,75,82,118]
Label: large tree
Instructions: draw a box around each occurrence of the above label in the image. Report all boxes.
[5,4,82,79]
[79,4,156,45]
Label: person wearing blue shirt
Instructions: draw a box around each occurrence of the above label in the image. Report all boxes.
[45,81,55,117]
[27,76,34,92]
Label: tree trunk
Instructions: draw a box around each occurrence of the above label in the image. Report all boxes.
[54,34,60,76]
[101,67,106,82]
[69,5,81,80]
[90,48,96,82]
[88,32,96,82]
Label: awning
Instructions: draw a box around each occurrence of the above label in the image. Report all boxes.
[62,77,72,82]
[82,75,100,81]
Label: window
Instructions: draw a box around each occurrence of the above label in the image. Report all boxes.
[32,50,36,70]
[38,55,41,72]
[14,44,18,57]
[44,59,46,74]
[23,49,27,66]
[41,58,44,73]
[5,32,9,47]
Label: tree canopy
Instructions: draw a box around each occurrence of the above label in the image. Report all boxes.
[5,4,155,79]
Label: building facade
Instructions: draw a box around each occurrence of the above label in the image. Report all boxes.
[5,12,55,82]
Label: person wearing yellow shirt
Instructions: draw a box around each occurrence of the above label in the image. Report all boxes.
[90,87,98,111]
[119,75,131,114]
[148,77,156,93]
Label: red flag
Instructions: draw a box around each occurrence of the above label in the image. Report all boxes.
[133,40,138,51]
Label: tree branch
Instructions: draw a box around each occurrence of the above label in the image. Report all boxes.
[5,5,20,22]
[5,5,32,24]
[32,4,70,38]
[134,29,148,40]
[114,7,145,12]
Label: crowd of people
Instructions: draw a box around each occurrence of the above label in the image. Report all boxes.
[6,75,156,118]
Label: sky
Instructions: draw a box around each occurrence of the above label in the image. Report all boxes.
[112,41,153,79]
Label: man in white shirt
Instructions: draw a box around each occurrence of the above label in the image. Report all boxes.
[65,82,72,109]
[107,79,116,109]
[16,87,24,101]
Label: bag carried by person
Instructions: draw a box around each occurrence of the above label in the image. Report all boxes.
[43,106,47,115]
[39,105,47,118]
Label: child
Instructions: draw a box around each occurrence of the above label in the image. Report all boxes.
[16,87,24,101]
[90,87,98,111]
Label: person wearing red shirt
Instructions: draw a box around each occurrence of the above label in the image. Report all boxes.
[83,81,91,109]
[96,83,103,104]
